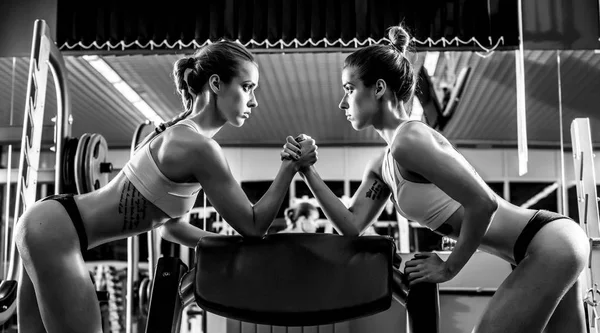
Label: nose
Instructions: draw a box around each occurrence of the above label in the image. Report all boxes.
[339,97,348,111]
[248,92,258,108]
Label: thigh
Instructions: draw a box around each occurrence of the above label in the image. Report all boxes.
[544,279,586,333]
[17,265,46,333]
[22,242,102,333]
[473,251,583,333]
[16,201,102,333]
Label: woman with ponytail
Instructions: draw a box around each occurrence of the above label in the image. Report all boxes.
[282,23,588,332]
[15,40,318,332]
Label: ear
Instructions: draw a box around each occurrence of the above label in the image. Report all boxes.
[208,74,221,94]
[375,79,387,99]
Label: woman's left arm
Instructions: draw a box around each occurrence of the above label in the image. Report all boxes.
[392,122,498,282]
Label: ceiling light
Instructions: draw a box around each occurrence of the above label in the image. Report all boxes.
[83,55,164,125]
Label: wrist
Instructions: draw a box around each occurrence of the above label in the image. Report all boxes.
[281,159,299,173]
[299,165,315,177]
[442,260,459,279]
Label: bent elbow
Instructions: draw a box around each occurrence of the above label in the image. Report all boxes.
[485,194,499,214]
[158,223,176,242]
[472,194,498,217]
[157,225,169,240]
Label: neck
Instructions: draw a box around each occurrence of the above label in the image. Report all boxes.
[189,91,227,138]
[374,100,409,146]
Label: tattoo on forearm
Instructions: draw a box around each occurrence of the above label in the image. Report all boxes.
[119,181,147,231]
[365,180,386,200]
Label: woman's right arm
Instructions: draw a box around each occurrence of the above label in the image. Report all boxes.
[299,155,391,236]
[159,219,222,248]
[190,137,316,237]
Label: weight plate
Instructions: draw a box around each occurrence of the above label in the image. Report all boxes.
[74,133,92,194]
[61,137,79,194]
[84,133,110,192]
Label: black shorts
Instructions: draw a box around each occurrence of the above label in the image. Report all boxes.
[513,210,575,265]
[40,194,88,254]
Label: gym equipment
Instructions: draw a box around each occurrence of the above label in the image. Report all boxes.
[74,132,113,195]
[145,256,188,332]
[1,19,72,325]
[125,120,154,333]
[145,234,440,333]
[61,136,79,194]
[570,118,600,333]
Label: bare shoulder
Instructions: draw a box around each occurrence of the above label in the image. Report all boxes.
[363,150,387,179]
[391,121,450,157]
[157,125,223,167]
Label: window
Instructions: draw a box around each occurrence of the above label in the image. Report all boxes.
[509,182,558,213]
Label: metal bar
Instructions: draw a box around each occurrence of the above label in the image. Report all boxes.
[520,182,559,209]
[0,169,55,184]
[126,120,152,333]
[0,126,58,146]
[570,118,600,333]
[8,19,52,282]
[2,146,12,280]
[438,287,497,296]
[179,267,196,308]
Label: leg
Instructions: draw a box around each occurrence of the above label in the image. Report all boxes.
[17,264,46,333]
[473,219,588,333]
[544,279,586,333]
[15,201,102,333]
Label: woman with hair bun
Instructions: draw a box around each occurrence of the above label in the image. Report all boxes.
[283,23,588,332]
[15,40,318,332]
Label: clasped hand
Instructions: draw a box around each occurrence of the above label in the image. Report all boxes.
[280,134,318,171]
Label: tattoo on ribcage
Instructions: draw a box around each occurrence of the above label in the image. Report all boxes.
[365,180,386,200]
[119,181,148,231]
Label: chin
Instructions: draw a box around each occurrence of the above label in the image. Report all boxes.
[229,117,246,127]
[351,121,367,131]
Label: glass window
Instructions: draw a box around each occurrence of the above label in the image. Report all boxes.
[509,182,558,213]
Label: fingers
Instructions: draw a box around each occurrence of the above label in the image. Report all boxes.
[286,136,301,148]
[406,269,426,284]
[404,259,421,267]
[283,141,302,156]
[409,276,427,285]
[413,252,431,259]
[280,151,294,161]
[295,134,311,142]
[282,147,300,160]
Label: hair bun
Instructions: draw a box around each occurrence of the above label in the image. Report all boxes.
[388,25,411,55]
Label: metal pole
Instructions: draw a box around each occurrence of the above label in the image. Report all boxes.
[126,120,152,333]
[2,146,12,280]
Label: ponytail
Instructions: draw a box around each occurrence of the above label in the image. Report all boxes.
[133,109,193,153]
[134,40,256,154]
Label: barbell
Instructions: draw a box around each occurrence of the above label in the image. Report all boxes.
[61,132,114,195]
